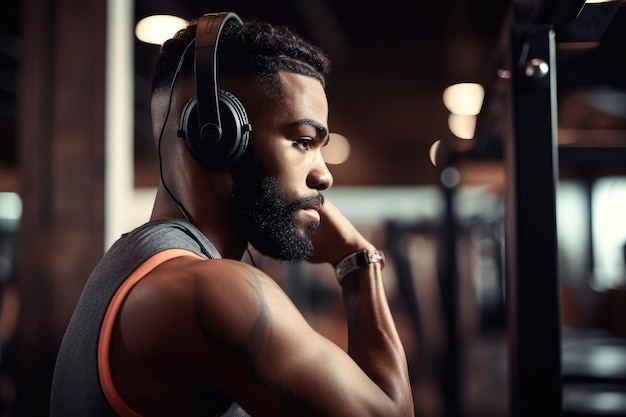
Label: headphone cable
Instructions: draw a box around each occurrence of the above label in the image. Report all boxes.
[157,39,195,224]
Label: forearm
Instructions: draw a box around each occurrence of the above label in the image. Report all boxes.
[341,262,414,414]
[311,200,413,413]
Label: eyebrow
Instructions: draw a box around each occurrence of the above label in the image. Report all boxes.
[294,119,329,144]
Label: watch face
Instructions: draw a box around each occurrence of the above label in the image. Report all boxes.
[368,251,385,265]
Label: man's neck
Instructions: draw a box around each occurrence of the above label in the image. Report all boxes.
[150,186,248,260]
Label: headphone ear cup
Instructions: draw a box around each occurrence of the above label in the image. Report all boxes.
[217,89,251,163]
[179,96,206,164]
[178,90,251,169]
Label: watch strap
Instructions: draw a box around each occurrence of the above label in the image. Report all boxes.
[335,249,385,284]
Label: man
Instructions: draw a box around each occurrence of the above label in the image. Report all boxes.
[51,12,414,417]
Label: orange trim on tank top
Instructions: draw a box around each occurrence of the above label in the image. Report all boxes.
[97,248,205,417]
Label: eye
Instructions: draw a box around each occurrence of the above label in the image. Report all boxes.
[293,138,313,151]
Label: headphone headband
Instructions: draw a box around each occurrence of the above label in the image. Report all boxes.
[194,12,243,141]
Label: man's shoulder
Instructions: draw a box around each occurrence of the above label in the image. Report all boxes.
[143,255,272,300]
[115,257,269,349]
[119,255,288,361]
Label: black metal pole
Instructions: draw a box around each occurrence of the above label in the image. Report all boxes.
[436,152,462,417]
[504,21,563,417]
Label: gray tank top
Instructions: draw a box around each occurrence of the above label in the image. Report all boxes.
[50,219,250,416]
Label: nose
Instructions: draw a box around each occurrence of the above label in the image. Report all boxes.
[307,151,333,191]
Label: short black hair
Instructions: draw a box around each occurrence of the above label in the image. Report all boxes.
[151,16,331,96]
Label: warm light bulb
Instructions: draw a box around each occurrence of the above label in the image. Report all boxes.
[135,15,188,45]
[448,113,477,139]
[429,140,441,166]
[322,133,351,164]
[442,83,485,116]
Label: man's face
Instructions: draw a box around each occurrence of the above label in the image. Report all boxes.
[227,72,333,262]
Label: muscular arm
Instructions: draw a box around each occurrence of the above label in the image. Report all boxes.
[115,201,413,416]
[191,259,413,417]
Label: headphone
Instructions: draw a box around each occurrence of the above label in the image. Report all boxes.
[178,12,252,169]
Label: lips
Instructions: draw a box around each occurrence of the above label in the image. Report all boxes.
[290,193,323,223]
[301,207,321,222]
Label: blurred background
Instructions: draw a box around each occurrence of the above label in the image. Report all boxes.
[1,0,626,416]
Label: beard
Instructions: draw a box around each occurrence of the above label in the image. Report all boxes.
[229,157,324,262]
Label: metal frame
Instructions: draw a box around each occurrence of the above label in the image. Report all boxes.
[504,17,563,417]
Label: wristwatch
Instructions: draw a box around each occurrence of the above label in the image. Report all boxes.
[335,249,385,284]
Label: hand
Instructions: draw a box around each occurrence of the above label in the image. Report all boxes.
[309,200,376,267]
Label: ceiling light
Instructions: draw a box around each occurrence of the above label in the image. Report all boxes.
[442,83,485,116]
[429,140,441,166]
[322,133,351,164]
[135,15,188,45]
[448,113,477,139]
